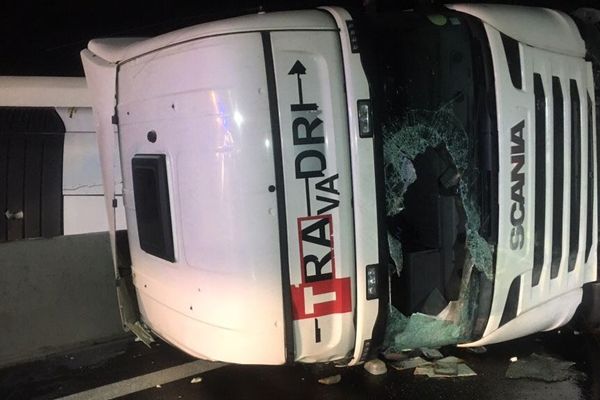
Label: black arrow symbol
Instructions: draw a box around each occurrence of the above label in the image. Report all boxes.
[288,60,306,105]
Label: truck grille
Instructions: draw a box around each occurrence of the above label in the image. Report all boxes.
[533,74,596,286]
[532,73,545,286]
[568,79,582,273]
[550,77,565,279]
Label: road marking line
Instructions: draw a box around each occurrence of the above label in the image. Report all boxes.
[57,360,226,400]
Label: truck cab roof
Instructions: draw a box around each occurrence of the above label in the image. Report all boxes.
[88,10,337,64]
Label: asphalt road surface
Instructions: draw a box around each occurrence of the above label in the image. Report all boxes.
[1,330,598,400]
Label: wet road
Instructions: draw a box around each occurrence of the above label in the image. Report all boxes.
[1,330,598,400]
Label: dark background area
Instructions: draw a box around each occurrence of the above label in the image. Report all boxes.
[2,0,599,77]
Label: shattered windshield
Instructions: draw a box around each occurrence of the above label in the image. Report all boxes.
[362,11,497,350]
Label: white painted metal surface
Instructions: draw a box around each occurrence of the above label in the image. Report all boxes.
[63,196,126,235]
[465,289,583,346]
[448,4,587,58]
[80,53,123,260]
[88,10,336,64]
[56,107,96,133]
[63,130,104,196]
[270,28,355,362]
[83,8,373,365]
[59,107,126,235]
[116,32,288,364]
[0,76,90,107]
[321,6,381,366]
[460,14,597,346]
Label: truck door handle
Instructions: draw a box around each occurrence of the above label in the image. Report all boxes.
[5,210,24,220]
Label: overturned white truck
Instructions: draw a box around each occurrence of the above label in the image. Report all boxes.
[82,4,600,365]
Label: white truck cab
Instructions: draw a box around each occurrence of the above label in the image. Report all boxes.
[82,4,600,365]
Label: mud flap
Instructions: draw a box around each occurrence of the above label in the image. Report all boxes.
[116,276,154,347]
[579,281,600,333]
[114,229,154,347]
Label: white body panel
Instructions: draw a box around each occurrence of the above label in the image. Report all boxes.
[320,7,381,366]
[448,4,586,58]
[60,107,126,235]
[458,9,598,346]
[62,113,104,197]
[63,195,125,235]
[116,32,287,364]
[269,29,355,362]
[0,76,90,107]
[88,11,337,64]
[467,289,583,346]
[80,53,124,261]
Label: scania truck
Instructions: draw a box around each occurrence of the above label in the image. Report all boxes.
[81,3,600,365]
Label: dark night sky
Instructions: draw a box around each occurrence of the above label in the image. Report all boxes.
[1,0,598,77]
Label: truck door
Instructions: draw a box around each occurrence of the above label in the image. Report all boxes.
[268,30,357,362]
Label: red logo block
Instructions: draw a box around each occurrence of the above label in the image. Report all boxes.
[291,277,352,320]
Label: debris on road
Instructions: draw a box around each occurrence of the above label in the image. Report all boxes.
[388,353,477,379]
[190,376,203,384]
[419,347,443,360]
[390,356,431,371]
[434,358,459,376]
[413,356,477,378]
[510,356,518,363]
[505,353,580,382]
[364,359,388,375]
[382,350,410,361]
[318,374,342,385]
[466,346,487,354]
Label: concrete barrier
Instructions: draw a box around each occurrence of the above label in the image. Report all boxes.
[0,232,126,367]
